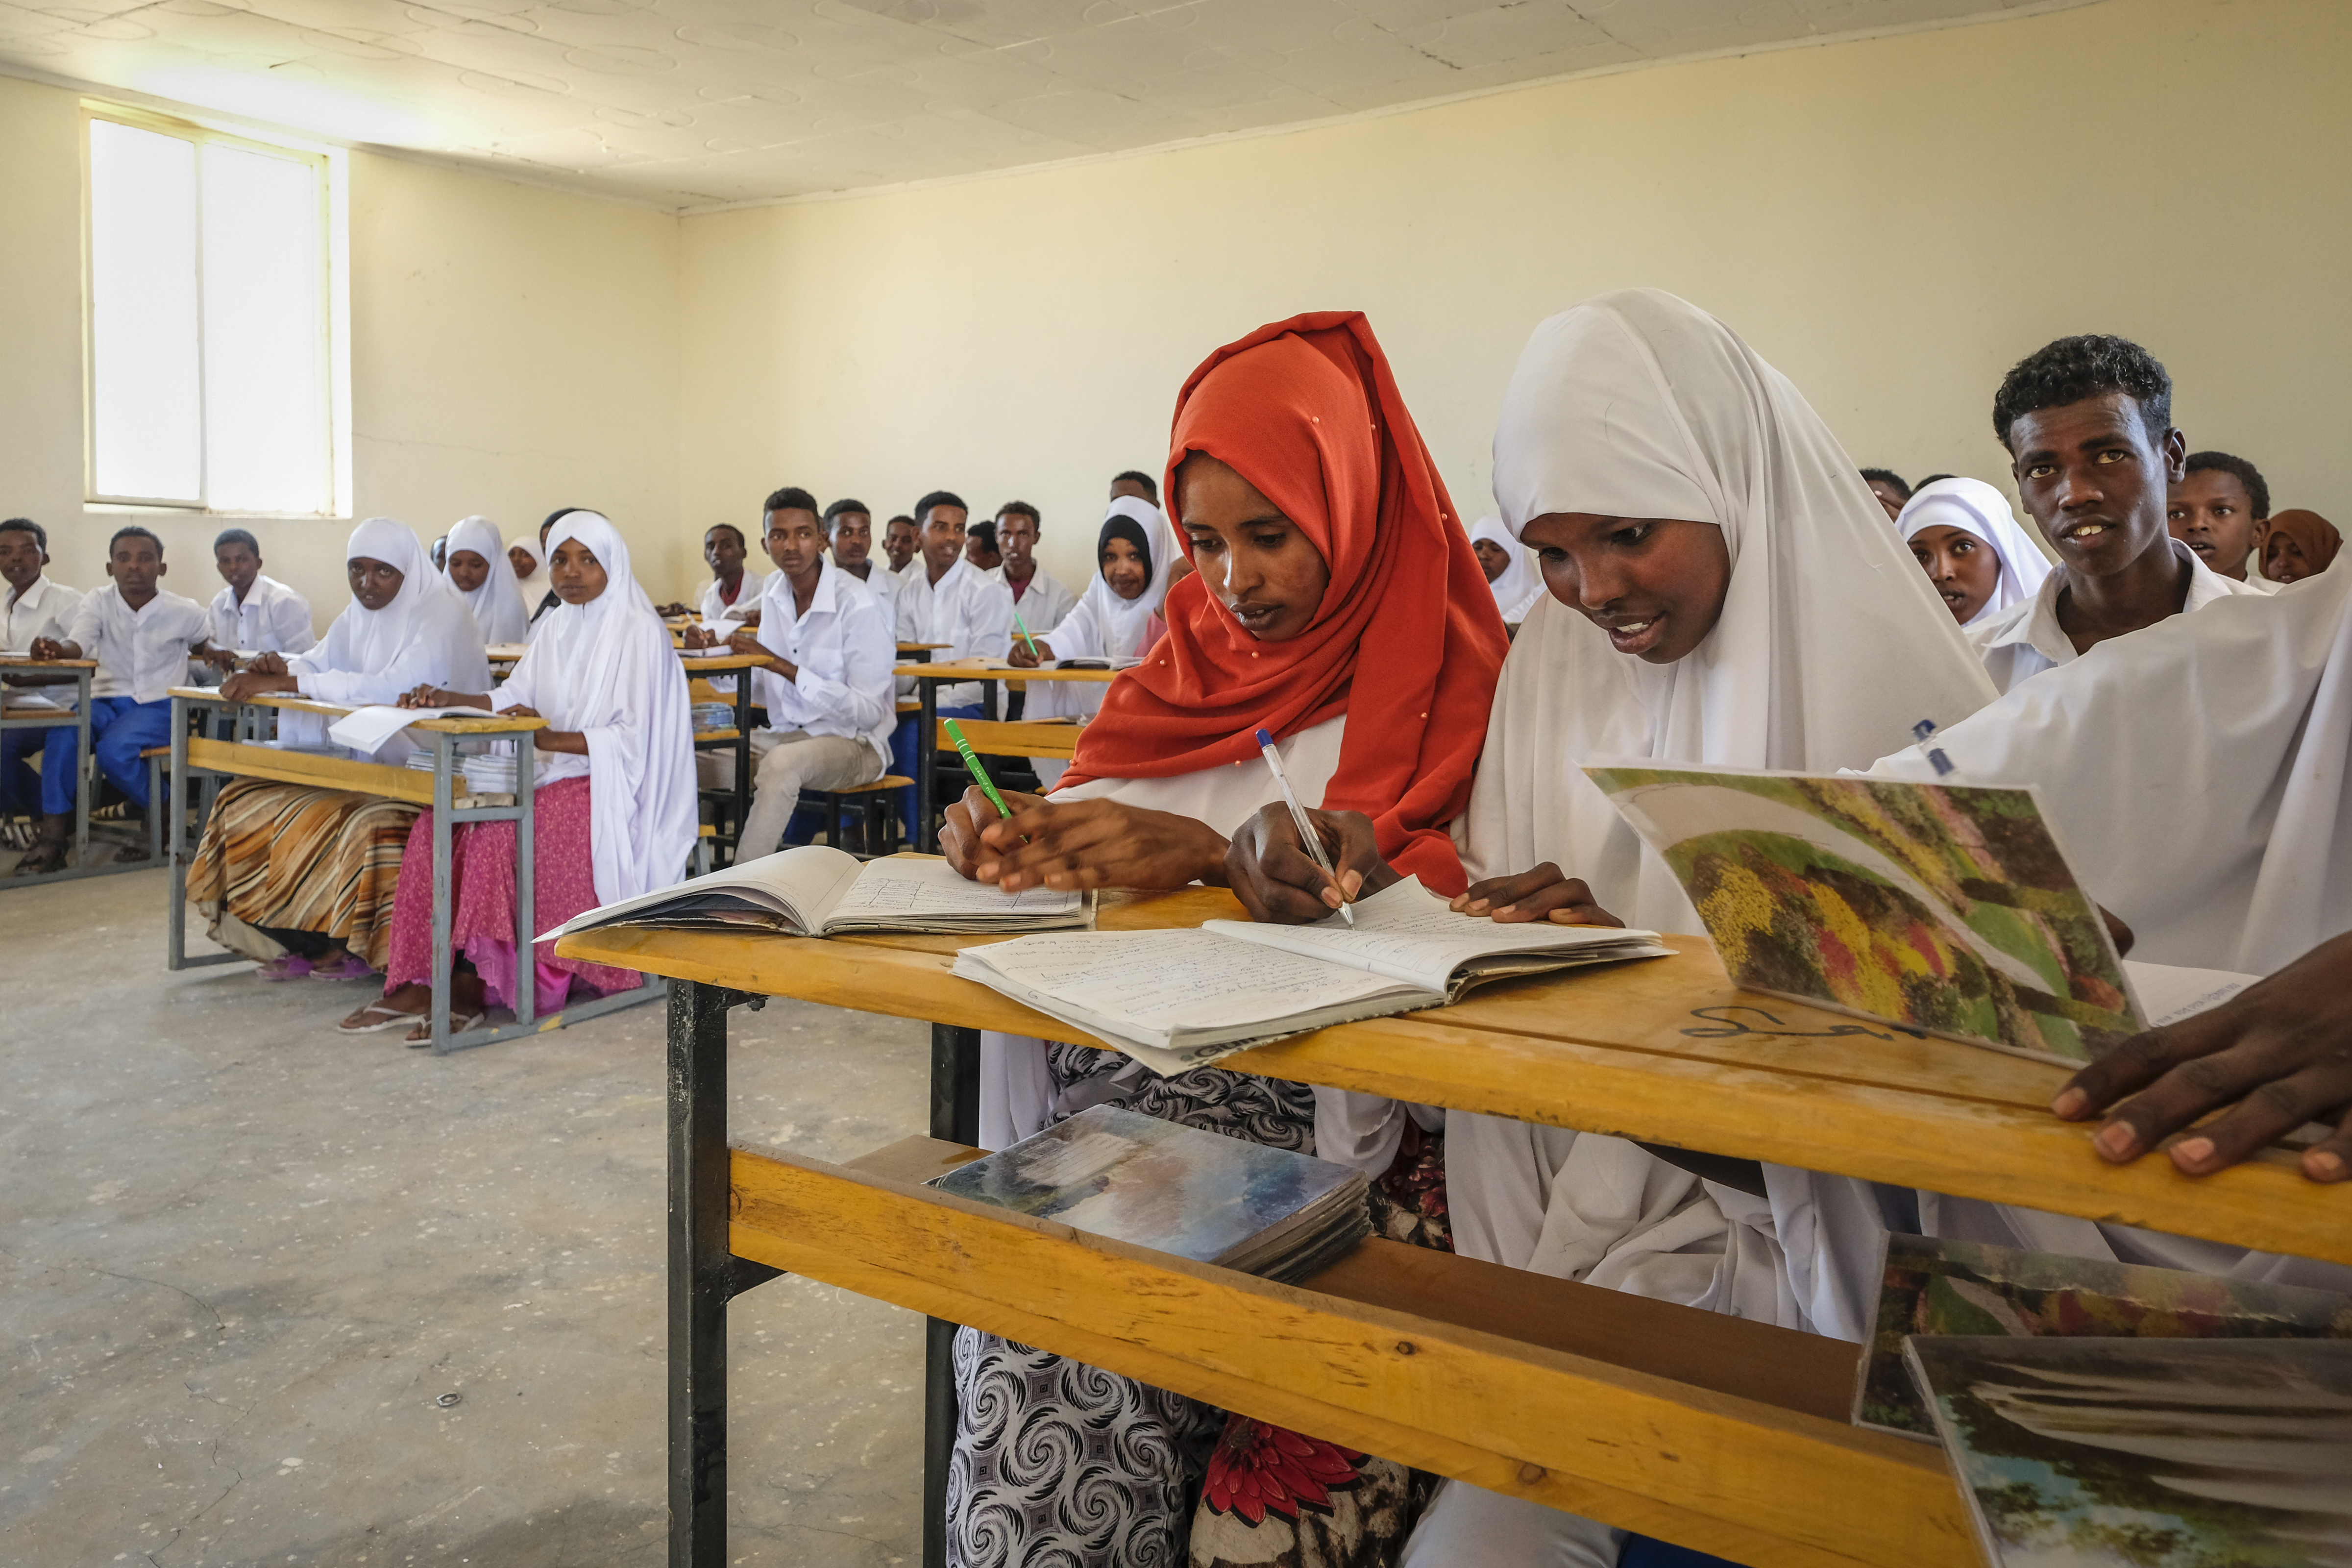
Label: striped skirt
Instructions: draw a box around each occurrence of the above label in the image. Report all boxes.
[186,779,418,969]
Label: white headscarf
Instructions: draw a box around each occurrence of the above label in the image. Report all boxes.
[1893,477,2054,629]
[446,514,529,645]
[1448,291,2000,1341]
[508,532,553,627]
[492,511,697,906]
[291,516,490,704]
[1469,514,1544,622]
[1041,496,1184,662]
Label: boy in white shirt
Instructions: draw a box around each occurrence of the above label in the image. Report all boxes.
[992,501,1078,637]
[2168,451,2278,592]
[22,526,217,872]
[2,517,87,826]
[824,497,898,614]
[695,519,768,625]
[201,528,316,666]
[894,490,1013,711]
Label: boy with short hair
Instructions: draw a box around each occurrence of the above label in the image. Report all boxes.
[1108,470,1159,506]
[2,517,86,825]
[1970,335,2259,693]
[894,490,1013,711]
[697,520,768,624]
[882,514,920,576]
[1860,468,1911,521]
[2169,450,2275,591]
[202,527,316,662]
[20,527,216,872]
[824,498,898,612]
[992,501,1078,631]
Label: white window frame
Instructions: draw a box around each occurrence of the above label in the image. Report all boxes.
[80,101,353,519]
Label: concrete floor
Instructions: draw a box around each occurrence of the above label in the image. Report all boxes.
[0,868,931,1567]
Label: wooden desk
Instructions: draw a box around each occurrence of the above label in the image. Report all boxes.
[558,883,2341,1568]
[0,656,99,883]
[897,641,950,663]
[485,641,528,668]
[167,687,658,1054]
[894,659,1120,845]
[677,651,762,865]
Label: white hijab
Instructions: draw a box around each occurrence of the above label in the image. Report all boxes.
[294,516,490,698]
[508,532,553,626]
[1894,477,2054,629]
[492,511,697,906]
[447,514,529,645]
[1449,290,2000,1341]
[1469,514,1544,622]
[1042,496,1184,661]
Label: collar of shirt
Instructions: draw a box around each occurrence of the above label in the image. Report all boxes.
[1975,538,2241,666]
[7,573,64,617]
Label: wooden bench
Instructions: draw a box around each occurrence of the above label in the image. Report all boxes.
[803,774,914,859]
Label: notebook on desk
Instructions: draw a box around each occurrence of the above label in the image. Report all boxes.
[540,846,1092,940]
[951,875,1669,1075]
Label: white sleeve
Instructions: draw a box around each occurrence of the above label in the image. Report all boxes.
[269,588,318,654]
[957,577,1014,662]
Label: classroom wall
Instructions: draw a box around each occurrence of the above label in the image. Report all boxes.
[676,0,2352,593]
[0,74,684,633]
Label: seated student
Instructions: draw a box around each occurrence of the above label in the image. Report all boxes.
[1470,513,1545,622]
[990,501,1077,632]
[1006,496,1184,785]
[1230,291,1996,1565]
[187,519,491,979]
[1897,476,2054,626]
[697,519,769,625]
[880,513,920,577]
[200,528,316,666]
[822,497,898,613]
[686,500,893,859]
[938,312,1506,1568]
[1967,336,2259,693]
[959,516,1003,575]
[21,527,219,874]
[2169,449,2274,590]
[1,518,86,825]
[2260,507,2340,585]
[894,490,1011,711]
[521,511,578,628]
[430,536,448,572]
[1860,466,1911,521]
[343,512,694,1041]
[508,530,554,630]
[1108,467,1160,505]
[441,515,528,646]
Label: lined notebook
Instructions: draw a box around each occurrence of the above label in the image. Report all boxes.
[541,846,1091,939]
[952,875,1668,1074]
[928,1105,1371,1284]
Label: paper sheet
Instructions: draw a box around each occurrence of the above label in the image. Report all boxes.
[833,856,1082,918]
[959,930,1407,1038]
[323,705,474,756]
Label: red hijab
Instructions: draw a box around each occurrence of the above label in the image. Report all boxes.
[1058,312,1507,893]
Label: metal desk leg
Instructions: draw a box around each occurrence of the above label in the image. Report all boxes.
[429,733,455,1054]
[512,730,537,1033]
[915,679,938,852]
[671,979,737,1568]
[167,696,191,969]
[732,668,753,866]
[924,1024,981,1568]
[73,669,91,869]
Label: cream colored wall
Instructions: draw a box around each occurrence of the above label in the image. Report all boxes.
[0,74,684,637]
[678,0,2352,594]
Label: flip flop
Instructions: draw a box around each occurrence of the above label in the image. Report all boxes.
[406,1011,486,1048]
[306,956,376,982]
[256,955,316,981]
[338,1002,423,1035]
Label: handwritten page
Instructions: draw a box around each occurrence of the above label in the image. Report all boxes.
[830,855,1083,921]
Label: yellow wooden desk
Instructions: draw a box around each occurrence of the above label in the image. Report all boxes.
[0,655,100,883]
[894,659,1122,844]
[556,881,2341,1568]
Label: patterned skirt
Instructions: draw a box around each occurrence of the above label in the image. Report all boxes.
[186,779,419,969]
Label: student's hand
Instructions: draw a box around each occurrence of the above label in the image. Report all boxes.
[681,624,722,651]
[1450,862,1625,927]
[28,637,64,661]
[249,652,289,678]
[735,608,761,629]
[940,784,1047,883]
[2053,931,2352,1182]
[1007,638,1054,668]
[396,684,445,710]
[499,704,543,720]
[219,670,296,703]
[969,796,1229,894]
[723,631,769,662]
[1225,805,1399,924]
[197,647,240,671]
[655,602,692,619]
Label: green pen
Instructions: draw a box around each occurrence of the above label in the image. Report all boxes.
[1009,605,1042,660]
[943,717,1018,828]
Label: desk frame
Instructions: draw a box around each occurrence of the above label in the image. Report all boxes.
[899,662,1117,848]
[0,662,105,884]
[680,654,758,868]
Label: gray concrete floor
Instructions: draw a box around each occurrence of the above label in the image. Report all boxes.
[0,869,930,1567]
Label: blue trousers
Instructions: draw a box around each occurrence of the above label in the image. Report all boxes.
[40,696,171,815]
[2,725,57,813]
[889,704,981,847]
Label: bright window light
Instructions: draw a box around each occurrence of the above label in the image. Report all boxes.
[86,111,336,515]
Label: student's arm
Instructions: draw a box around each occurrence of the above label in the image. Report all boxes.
[796,592,893,735]
[946,791,1231,893]
[1225,805,1401,923]
[1450,863,1625,926]
[2054,931,2352,1182]
[271,589,318,655]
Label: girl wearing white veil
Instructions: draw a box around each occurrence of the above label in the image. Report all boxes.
[1008,496,1184,785]
[446,514,530,646]
[188,518,490,981]
[1470,514,1545,622]
[350,511,697,1041]
[507,531,554,634]
[1894,477,2054,630]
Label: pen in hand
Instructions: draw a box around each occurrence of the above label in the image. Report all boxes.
[1255,727,1352,926]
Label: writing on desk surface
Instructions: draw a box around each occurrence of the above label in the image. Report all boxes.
[1681,1004,1925,1042]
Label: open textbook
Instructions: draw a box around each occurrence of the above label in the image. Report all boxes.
[1588,762,2237,1065]
[951,875,1669,1075]
[929,1104,1371,1284]
[540,847,1091,940]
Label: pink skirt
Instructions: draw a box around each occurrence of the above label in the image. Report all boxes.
[383,774,641,1014]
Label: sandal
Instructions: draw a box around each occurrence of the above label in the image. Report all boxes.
[12,840,68,877]
[337,1001,423,1035]
[307,955,376,982]
[255,955,317,981]
[406,1010,486,1047]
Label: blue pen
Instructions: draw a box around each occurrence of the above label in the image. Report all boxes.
[1255,727,1353,925]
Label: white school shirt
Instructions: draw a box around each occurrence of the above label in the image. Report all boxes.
[65,584,212,704]
[208,574,317,655]
[750,561,897,770]
[894,557,1014,709]
[1004,565,1078,638]
[697,567,767,626]
[833,557,901,615]
[1966,538,2262,694]
[4,574,85,653]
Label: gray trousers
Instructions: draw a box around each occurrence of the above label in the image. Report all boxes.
[711,730,882,861]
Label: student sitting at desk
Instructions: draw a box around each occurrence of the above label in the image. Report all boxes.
[823,497,898,613]
[937,311,1505,1568]
[990,501,1078,631]
[188,518,492,979]
[21,527,219,875]
[508,530,552,628]
[443,514,529,646]
[696,518,768,625]
[346,511,694,1042]
[686,499,894,860]
[1,517,85,827]
[894,490,1013,712]
[199,528,316,667]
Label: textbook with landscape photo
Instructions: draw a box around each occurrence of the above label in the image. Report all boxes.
[1589,764,2146,1065]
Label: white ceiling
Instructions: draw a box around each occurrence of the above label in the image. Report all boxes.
[0,0,2092,210]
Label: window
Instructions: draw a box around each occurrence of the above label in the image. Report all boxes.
[85,107,342,516]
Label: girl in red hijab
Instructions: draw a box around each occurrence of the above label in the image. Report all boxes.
[936,313,1505,1568]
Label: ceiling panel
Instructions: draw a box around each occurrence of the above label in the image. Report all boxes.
[0,0,2098,208]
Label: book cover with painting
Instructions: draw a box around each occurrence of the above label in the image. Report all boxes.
[927,1104,1371,1284]
[1856,1232,2352,1440]
[1586,764,2140,1064]
[1905,1335,2352,1568]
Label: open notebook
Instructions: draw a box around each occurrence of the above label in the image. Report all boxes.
[952,875,1669,1075]
[540,846,1091,939]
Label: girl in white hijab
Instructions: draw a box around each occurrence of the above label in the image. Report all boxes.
[352,511,697,1040]
[1895,477,2054,629]
[445,514,530,646]
[1013,496,1185,784]
[1386,290,1999,1565]
[507,531,554,634]
[189,518,490,981]
[1469,514,1545,622]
